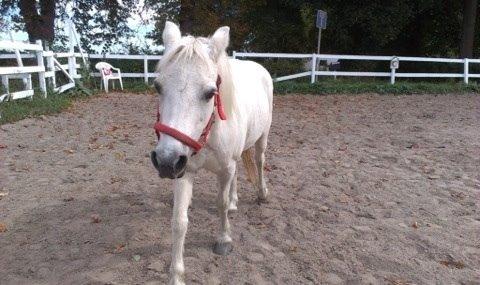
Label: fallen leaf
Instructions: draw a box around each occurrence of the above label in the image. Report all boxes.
[108,126,119,133]
[338,194,349,203]
[0,144,7,149]
[320,206,329,212]
[114,152,125,160]
[133,254,141,262]
[114,243,126,253]
[109,177,126,184]
[91,214,101,223]
[440,259,465,269]
[88,143,101,150]
[63,149,75,154]
[412,221,418,229]
[289,245,298,252]
[0,192,8,200]
[0,223,7,232]
[256,223,266,229]
[406,143,419,149]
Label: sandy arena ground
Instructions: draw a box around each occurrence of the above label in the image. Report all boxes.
[1,92,479,285]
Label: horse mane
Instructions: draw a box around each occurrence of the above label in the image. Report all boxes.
[157,36,237,118]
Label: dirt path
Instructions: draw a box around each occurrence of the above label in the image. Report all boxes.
[1,93,479,285]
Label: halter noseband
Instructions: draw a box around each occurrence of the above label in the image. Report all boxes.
[154,75,226,154]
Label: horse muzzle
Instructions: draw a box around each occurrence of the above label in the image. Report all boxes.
[150,150,187,179]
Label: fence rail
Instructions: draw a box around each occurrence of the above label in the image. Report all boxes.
[2,50,480,100]
[233,52,480,84]
[85,52,480,85]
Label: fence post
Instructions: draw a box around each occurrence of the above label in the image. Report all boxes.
[67,21,78,82]
[311,54,316,84]
[232,51,236,59]
[463,58,469,84]
[144,56,148,84]
[45,46,56,89]
[1,76,9,95]
[35,40,47,97]
[390,67,396,85]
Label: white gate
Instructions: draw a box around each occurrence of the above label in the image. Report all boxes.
[0,21,86,102]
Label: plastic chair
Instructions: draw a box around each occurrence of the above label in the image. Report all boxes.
[95,62,123,93]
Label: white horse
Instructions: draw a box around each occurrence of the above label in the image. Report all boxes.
[150,22,273,285]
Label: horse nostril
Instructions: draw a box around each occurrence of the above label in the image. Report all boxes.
[150,151,159,169]
[174,155,188,172]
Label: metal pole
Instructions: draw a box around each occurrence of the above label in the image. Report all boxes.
[316,28,322,81]
[317,28,322,54]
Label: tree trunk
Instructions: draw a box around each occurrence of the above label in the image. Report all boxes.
[460,0,478,58]
[19,0,55,42]
[179,0,194,34]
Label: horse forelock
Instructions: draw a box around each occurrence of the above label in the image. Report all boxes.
[157,36,237,118]
[158,36,210,69]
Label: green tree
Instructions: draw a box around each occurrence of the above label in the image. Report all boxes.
[1,0,135,53]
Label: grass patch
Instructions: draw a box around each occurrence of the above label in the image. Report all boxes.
[0,79,151,125]
[274,80,480,95]
[0,87,95,125]
[120,81,152,93]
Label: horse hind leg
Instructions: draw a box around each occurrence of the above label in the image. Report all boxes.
[255,133,269,202]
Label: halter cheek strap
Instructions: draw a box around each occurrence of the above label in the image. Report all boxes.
[154,75,226,153]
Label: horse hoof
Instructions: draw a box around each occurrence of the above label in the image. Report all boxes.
[256,197,269,204]
[213,241,233,255]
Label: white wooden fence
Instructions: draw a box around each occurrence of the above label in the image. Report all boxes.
[85,52,480,85]
[0,20,84,103]
[233,52,480,84]
[2,50,480,101]
[88,54,162,83]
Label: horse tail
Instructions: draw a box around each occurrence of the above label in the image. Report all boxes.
[241,148,257,186]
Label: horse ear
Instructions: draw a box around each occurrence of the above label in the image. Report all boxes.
[162,21,181,52]
[209,26,230,60]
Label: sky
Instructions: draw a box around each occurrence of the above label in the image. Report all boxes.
[0,1,164,54]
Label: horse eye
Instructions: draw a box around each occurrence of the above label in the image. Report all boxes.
[154,81,162,94]
[204,89,216,100]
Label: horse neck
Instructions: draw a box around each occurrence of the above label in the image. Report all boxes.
[216,54,236,119]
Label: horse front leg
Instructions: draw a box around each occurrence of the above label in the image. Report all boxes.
[169,174,193,285]
[213,162,236,255]
[228,168,238,211]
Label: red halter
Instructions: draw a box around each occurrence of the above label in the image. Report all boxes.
[154,76,226,153]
